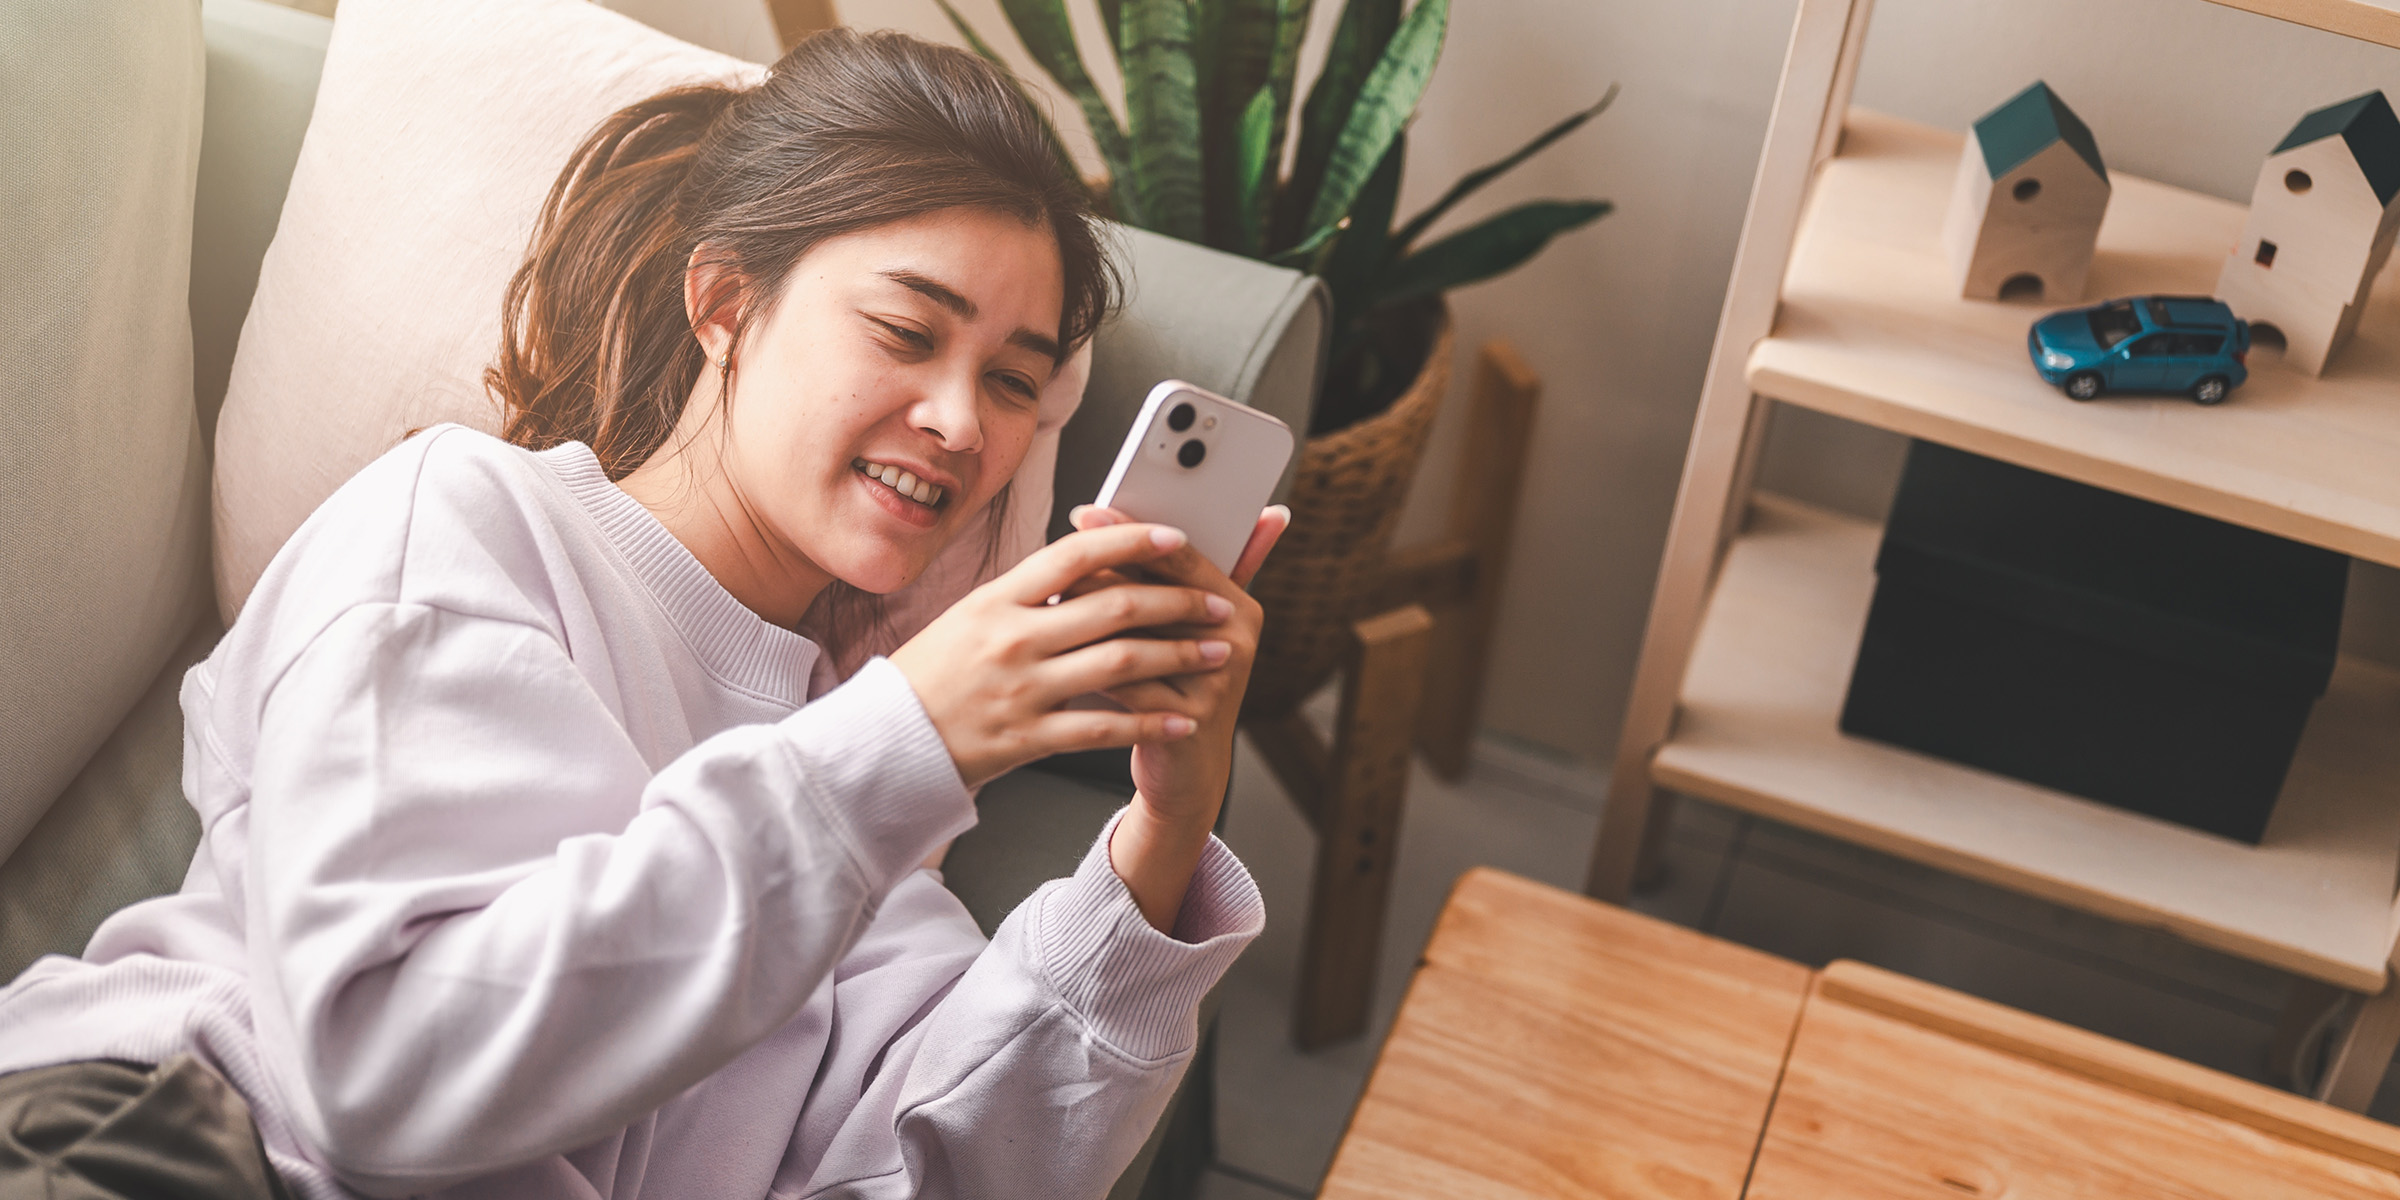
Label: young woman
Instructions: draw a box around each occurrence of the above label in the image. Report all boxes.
[0,29,1283,1200]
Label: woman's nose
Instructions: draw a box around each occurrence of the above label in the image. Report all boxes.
[910,373,983,454]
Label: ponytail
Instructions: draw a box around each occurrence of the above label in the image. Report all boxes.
[488,85,740,478]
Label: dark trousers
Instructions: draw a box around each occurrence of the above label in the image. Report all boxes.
[0,1056,290,1199]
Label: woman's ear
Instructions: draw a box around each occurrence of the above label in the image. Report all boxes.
[684,247,744,366]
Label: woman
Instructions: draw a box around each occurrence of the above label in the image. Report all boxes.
[0,29,1281,1200]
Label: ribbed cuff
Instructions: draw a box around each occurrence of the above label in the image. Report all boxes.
[777,657,976,895]
[1034,809,1264,1062]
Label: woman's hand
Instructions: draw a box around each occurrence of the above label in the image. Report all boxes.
[1070,504,1290,933]
[888,523,1235,789]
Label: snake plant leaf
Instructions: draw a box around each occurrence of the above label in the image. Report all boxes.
[1267,214,1345,270]
[1392,84,1616,254]
[1371,199,1612,310]
[990,0,1136,192]
[1122,0,1206,242]
[931,0,1093,197]
[1302,0,1446,237]
[1258,0,1314,211]
[1321,133,1405,359]
[1233,83,1279,254]
[1282,0,1400,246]
[1214,0,1281,109]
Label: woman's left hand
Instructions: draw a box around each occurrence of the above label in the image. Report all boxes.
[1068,504,1288,933]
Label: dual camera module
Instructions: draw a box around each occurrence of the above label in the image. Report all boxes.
[1167,401,1207,468]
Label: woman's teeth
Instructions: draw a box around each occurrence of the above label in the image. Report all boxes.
[853,459,944,508]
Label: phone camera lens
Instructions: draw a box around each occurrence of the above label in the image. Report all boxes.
[1177,439,1207,468]
[1167,401,1197,432]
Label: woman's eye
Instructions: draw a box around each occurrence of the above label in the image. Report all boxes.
[872,319,931,351]
[992,373,1039,403]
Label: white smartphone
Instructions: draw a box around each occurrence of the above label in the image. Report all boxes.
[1091,380,1295,573]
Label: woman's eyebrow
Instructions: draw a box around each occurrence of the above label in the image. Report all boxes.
[881,268,1063,365]
[881,269,977,319]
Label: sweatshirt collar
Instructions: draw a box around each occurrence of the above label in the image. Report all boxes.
[536,440,819,706]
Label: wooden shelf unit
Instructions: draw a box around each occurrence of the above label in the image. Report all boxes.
[1589,0,2400,1110]
[1661,495,2400,992]
[2202,0,2400,49]
[1759,109,2400,570]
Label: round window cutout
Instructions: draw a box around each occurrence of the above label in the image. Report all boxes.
[2012,178,2042,202]
[2286,169,2313,194]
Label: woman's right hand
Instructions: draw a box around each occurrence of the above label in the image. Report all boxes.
[887,523,1234,788]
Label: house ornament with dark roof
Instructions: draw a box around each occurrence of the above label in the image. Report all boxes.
[1940,81,2112,303]
[2216,90,2400,376]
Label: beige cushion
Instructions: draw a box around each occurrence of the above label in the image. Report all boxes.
[213,0,1085,657]
[0,1,212,866]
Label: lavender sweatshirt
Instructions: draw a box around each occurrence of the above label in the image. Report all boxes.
[0,427,1263,1199]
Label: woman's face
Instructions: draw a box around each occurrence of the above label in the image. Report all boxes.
[708,207,1066,597]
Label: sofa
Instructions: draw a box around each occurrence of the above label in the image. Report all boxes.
[0,2,1325,1195]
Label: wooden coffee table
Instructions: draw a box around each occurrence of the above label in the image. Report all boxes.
[1320,868,2400,1199]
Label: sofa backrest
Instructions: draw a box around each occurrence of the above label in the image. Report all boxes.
[0,0,215,868]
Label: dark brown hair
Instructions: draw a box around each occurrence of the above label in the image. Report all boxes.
[487,28,1116,482]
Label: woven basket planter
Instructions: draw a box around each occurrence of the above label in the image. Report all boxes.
[1244,309,1455,718]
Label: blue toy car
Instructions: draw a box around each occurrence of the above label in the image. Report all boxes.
[2027,295,2251,405]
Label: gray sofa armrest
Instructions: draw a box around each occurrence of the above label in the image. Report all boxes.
[1053,226,1328,541]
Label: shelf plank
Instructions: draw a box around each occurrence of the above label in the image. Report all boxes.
[1753,109,2400,569]
[1651,494,2400,991]
[2203,0,2400,49]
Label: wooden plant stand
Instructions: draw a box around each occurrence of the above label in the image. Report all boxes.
[1244,339,1541,1050]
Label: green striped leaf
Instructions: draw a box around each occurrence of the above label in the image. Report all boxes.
[1280,0,1399,245]
[1123,0,1206,241]
[1321,133,1406,362]
[1101,0,1124,59]
[1370,199,1611,309]
[1202,0,1282,247]
[1233,83,1279,254]
[1303,0,1446,236]
[1392,85,1615,253]
[1254,0,1314,232]
[992,0,1135,191]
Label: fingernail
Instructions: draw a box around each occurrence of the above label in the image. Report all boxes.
[1150,526,1187,550]
[1266,504,1291,523]
[1199,639,1231,663]
[1164,715,1197,737]
[1068,504,1091,523]
[1205,594,1233,620]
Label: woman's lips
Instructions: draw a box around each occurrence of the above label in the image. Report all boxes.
[853,463,943,529]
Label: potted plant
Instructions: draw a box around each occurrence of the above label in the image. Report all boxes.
[942,0,1612,714]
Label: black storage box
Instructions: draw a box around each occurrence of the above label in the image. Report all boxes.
[1839,442,2348,843]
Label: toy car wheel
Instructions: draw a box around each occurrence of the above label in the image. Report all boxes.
[2064,372,2102,401]
[2192,376,2230,406]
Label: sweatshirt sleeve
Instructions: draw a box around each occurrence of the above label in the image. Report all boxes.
[786,807,1264,1199]
[234,602,974,1196]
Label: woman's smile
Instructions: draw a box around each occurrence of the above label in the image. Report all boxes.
[851,456,947,529]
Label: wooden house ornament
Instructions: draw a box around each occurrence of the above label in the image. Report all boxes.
[1941,82,2110,303]
[2215,91,2400,376]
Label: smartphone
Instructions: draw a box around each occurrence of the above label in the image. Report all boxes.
[1092,381,1295,573]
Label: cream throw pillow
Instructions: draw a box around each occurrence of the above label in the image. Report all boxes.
[214,0,1085,660]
